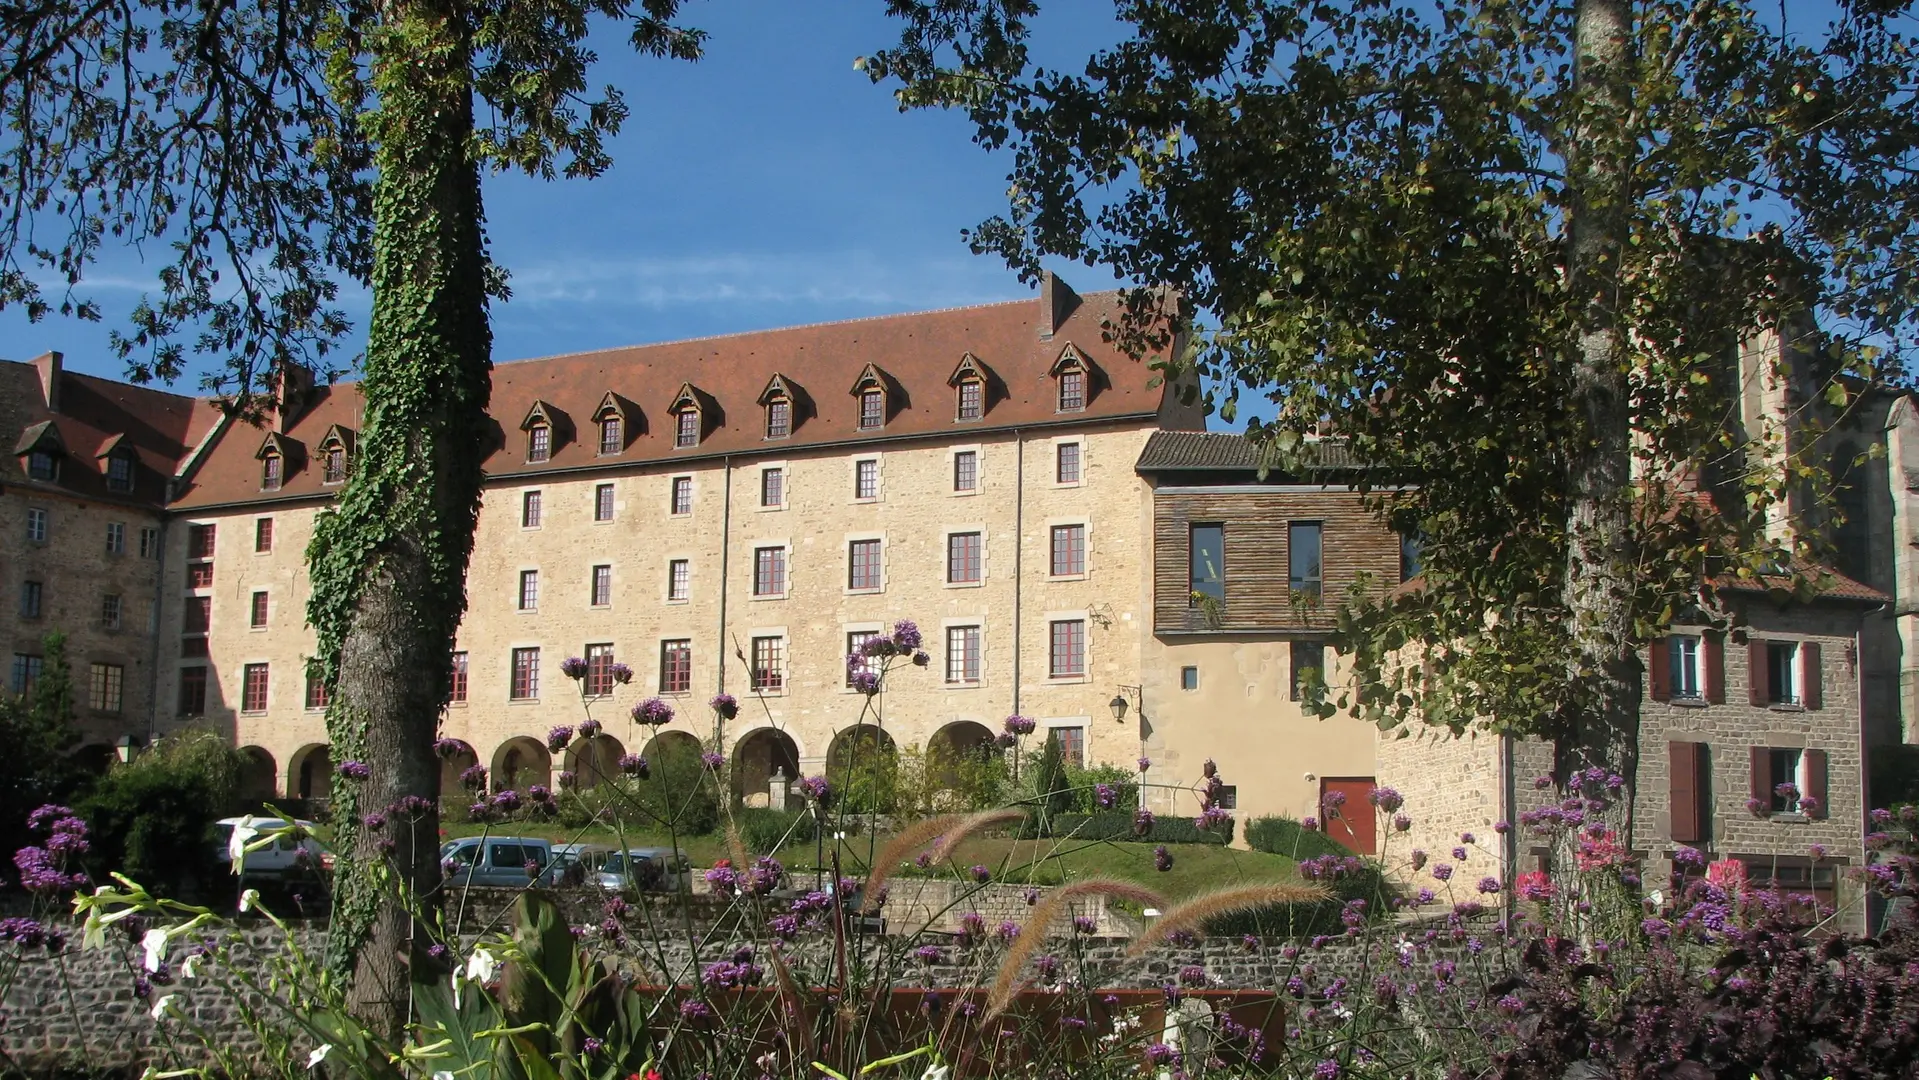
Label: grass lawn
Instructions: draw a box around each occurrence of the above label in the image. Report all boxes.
[443,821,1302,903]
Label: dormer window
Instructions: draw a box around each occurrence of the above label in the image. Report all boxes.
[105,453,134,493]
[598,416,622,455]
[527,424,551,463]
[1052,345,1092,413]
[262,452,284,491]
[26,450,57,481]
[667,383,712,449]
[323,447,346,484]
[957,379,983,421]
[675,408,699,448]
[947,353,997,424]
[858,389,884,430]
[766,398,791,439]
[758,374,803,441]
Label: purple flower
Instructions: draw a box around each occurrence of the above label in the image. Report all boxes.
[1798,795,1823,816]
[957,912,986,940]
[768,914,801,941]
[1177,964,1208,987]
[459,764,488,790]
[434,737,465,758]
[1432,864,1453,882]
[582,1038,604,1055]
[1808,843,1829,860]
[1095,783,1117,809]
[1460,832,1476,844]
[994,732,1016,749]
[1154,845,1174,872]
[619,754,649,778]
[912,650,930,667]
[609,662,634,685]
[890,619,923,651]
[995,920,1020,942]
[557,770,577,788]
[701,752,725,772]
[679,999,713,1022]
[710,693,739,719]
[1774,781,1800,801]
[1073,915,1097,934]
[1671,845,1707,869]
[1003,714,1036,737]
[560,656,589,680]
[1036,954,1061,980]
[491,789,522,813]
[578,717,602,738]
[1314,1060,1340,1080]
[1393,814,1412,832]
[971,865,991,883]
[631,697,675,726]
[1023,886,1041,905]
[1145,1043,1179,1067]
[1321,789,1348,812]
[1476,877,1501,895]
[336,760,370,781]
[914,945,943,966]
[795,775,832,805]
[1133,808,1155,837]
[1302,816,1320,831]
[1452,846,1468,861]
[1533,774,1554,790]
[362,812,388,830]
[527,784,552,803]
[1368,786,1404,812]
[1493,819,1511,834]
[1195,806,1232,831]
[546,726,574,753]
[849,670,881,696]
[1746,796,1769,817]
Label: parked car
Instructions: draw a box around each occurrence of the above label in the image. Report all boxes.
[212,817,328,885]
[440,836,562,888]
[551,843,614,887]
[596,847,692,894]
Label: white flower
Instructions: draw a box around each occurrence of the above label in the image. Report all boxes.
[228,823,259,872]
[150,994,176,1021]
[1649,889,1665,909]
[433,1072,454,1080]
[142,927,170,973]
[463,947,498,985]
[180,954,201,980]
[306,1045,331,1069]
[238,889,260,913]
[920,1064,950,1080]
[1395,936,1414,960]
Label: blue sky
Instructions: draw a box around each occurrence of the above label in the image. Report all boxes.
[3,1,1129,390]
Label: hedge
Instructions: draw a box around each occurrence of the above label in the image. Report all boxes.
[736,807,817,854]
[1221,814,1395,938]
[1050,811,1233,846]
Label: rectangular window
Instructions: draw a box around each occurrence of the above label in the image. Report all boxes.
[262,454,283,491]
[106,522,125,555]
[953,451,979,492]
[189,523,216,559]
[754,547,786,597]
[1051,524,1086,577]
[20,580,43,619]
[1190,523,1225,602]
[183,595,211,634]
[511,648,541,700]
[1290,640,1327,701]
[305,669,330,710]
[1058,370,1086,412]
[859,389,884,430]
[26,451,56,481]
[189,563,214,589]
[1399,533,1421,583]
[1670,635,1702,700]
[242,663,270,713]
[1767,641,1800,705]
[180,636,208,658]
[10,654,43,695]
[323,447,346,484]
[660,639,692,693]
[847,631,879,685]
[676,409,699,448]
[947,532,983,584]
[1180,665,1200,690]
[1056,442,1082,484]
[1770,747,1805,812]
[101,593,122,630]
[599,417,623,455]
[1052,727,1086,768]
[177,666,207,715]
[595,483,616,522]
[849,539,883,591]
[586,643,617,697]
[26,507,48,542]
[957,380,983,421]
[449,651,469,703]
[519,569,539,611]
[591,565,613,607]
[751,636,785,692]
[250,590,269,628]
[671,476,693,515]
[1289,522,1323,600]
[522,490,542,528]
[945,625,982,685]
[1214,785,1238,810]
[761,467,785,508]
[255,518,273,552]
[107,454,134,492]
[855,459,879,500]
[766,400,791,439]
[668,559,690,601]
[1049,619,1086,678]
[139,527,161,559]
[528,425,551,462]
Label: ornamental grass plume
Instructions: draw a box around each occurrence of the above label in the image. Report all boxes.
[1127,882,1331,956]
[986,877,1166,1017]
[925,808,1027,864]
[861,808,1025,911]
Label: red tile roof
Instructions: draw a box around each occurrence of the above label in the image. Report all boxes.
[0,358,206,509]
[170,289,1176,509]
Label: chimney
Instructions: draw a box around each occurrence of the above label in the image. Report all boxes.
[31,351,62,412]
[1039,271,1081,341]
[271,361,315,433]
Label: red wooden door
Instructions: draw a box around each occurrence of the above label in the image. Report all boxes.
[1321,777,1378,855]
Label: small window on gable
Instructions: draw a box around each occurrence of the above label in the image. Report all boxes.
[105,453,135,493]
[674,409,697,447]
[261,451,284,491]
[26,450,58,481]
[767,398,791,439]
[669,383,710,449]
[1052,345,1091,413]
[527,423,551,463]
[850,364,892,432]
[948,353,996,423]
[758,374,803,441]
[599,415,622,455]
[323,446,346,484]
[956,379,983,421]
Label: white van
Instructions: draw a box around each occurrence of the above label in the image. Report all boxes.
[212,817,328,885]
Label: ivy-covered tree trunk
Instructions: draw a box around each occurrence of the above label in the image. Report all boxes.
[308,0,493,1035]
[1556,0,1639,880]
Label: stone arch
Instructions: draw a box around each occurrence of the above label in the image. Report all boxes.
[437,740,479,797]
[288,743,333,800]
[826,724,900,814]
[237,746,279,802]
[564,733,628,790]
[640,729,702,762]
[732,727,800,806]
[927,720,997,796]
[492,737,552,792]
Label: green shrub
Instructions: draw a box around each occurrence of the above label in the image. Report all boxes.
[1049,811,1233,845]
[892,743,1010,815]
[827,727,899,815]
[0,631,85,855]
[1062,764,1139,813]
[1231,813,1395,937]
[78,728,244,900]
[571,740,721,836]
[735,806,816,854]
[1244,814,1358,860]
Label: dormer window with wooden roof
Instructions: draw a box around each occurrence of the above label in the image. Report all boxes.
[850,364,894,432]
[27,449,58,481]
[262,450,284,491]
[16,421,64,481]
[949,353,995,423]
[758,374,802,440]
[593,393,632,457]
[668,384,709,449]
[317,425,354,485]
[521,400,566,463]
[1052,345,1091,413]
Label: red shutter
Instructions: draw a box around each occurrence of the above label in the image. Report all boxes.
[1704,634,1725,705]
[1801,642,1823,710]
[1748,640,1770,706]
[1804,748,1829,818]
[1750,746,1772,806]
[1669,741,1704,843]
[1649,637,1672,702]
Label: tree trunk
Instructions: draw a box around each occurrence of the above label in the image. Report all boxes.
[309,0,492,1036]
[1555,0,1639,883]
